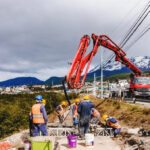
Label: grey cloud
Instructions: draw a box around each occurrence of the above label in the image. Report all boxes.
[0,0,149,80]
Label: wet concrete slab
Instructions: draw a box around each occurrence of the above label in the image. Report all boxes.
[58,136,121,150]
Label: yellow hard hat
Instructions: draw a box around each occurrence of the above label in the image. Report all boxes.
[83,95,89,100]
[102,114,108,120]
[61,101,67,106]
[42,99,46,104]
[75,98,80,103]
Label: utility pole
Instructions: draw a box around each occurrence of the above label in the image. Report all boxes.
[100,48,103,99]
[93,73,96,96]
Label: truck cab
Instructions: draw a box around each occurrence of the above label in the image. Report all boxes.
[130,77,150,97]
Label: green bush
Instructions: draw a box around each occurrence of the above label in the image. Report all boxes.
[0,92,65,138]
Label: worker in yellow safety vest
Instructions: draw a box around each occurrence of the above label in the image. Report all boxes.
[56,101,67,123]
[102,114,121,137]
[31,95,48,136]
[91,108,100,124]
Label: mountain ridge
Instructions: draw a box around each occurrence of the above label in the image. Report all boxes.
[0,56,150,87]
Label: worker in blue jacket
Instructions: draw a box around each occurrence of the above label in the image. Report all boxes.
[77,95,94,139]
[30,95,48,136]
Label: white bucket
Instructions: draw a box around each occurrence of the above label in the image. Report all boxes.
[85,133,94,147]
[24,143,30,150]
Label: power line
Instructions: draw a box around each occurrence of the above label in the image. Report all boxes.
[120,10,150,48]
[102,1,150,68]
[126,24,150,50]
[120,1,150,47]
[102,0,144,67]
[89,0,150,73]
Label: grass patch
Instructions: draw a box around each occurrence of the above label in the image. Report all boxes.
[91,98,150,129]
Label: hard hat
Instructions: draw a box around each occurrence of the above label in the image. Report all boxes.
[61,101,67,106]
[75,98,80,103]
[42,99,46,104]
[83,95,89,100]
[36,95,43,102]
[102,114,108,120]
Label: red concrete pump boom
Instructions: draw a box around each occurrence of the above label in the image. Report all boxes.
[66,34,142,89]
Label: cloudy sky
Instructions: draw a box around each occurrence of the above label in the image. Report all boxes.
[0,0,149,81]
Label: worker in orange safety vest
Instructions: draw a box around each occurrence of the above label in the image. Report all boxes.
[72,98,80,126]
[102,115,121,137]
[91,108,100,124]
[31,95,48,136]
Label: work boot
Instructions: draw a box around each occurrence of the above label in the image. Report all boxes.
[78,135,85,140]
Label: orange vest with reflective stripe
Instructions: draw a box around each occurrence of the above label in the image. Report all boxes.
[92,108,99,117]
[32,103,45,124]
[106,120,121,129]
[74,104,78,116]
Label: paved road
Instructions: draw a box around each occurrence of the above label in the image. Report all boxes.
[125,98,150,108]
[125,98,150,103]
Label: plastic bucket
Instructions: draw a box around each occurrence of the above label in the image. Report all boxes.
[85,134,94,146]
[24,141,31,150]
[67,135,77,148]
[28,139,52,150]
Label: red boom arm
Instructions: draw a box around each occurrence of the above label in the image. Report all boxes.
[66,34,142,89]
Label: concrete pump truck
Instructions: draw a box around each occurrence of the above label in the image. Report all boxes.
[63,34,150,102]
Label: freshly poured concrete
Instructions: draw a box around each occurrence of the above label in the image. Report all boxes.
[58,136,121,150]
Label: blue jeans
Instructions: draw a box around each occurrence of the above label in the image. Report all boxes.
[114,128,121,137]
[33,123,48,136]
[79,118,90,136]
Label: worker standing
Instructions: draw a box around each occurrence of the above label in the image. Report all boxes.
[77,95,94,139]
[102,115,121,137]
[91,108,100,124]
[72,98,80,127]
[31,95,48,136]
[56,101,67,124]
[29,112,34,137]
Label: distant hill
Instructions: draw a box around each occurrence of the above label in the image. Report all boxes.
[0,56,150,87]
[45,76,63,85]
[0,77,44,87]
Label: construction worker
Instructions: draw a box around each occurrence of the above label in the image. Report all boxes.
[42,99,46,106]
[91,108,100,124]
[29,112,34,137]
[72,98,80,127]
[102,115,121,137]
[56,101,67,124]
[77,95,94,139]
[31,95,48,136]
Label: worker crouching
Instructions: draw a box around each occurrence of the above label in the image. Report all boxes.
[31,95,48,136]
[103,115,121,137]
[56,101,67,124]
[78,95,94,139]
